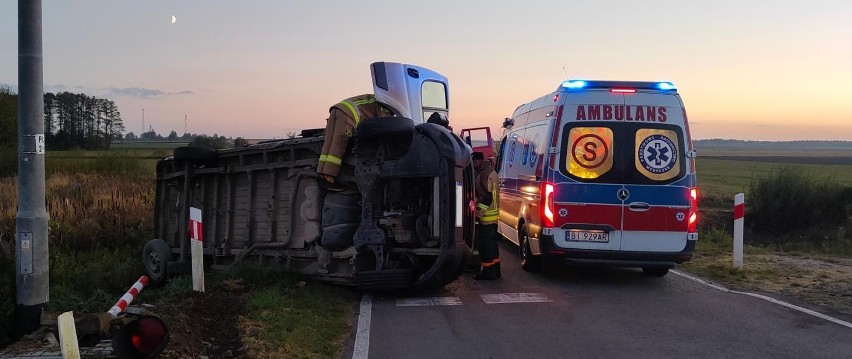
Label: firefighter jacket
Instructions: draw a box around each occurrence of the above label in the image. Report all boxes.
[318,94,395,171]
[330,94,395,134]
[475,162,499,225]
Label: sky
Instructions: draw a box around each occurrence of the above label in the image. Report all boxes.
[1,1,852,141]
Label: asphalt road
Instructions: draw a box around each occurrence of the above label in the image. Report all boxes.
[349,240,852,359]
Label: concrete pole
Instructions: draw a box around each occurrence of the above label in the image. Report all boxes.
[16,0,50,336]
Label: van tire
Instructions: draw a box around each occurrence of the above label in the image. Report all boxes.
[519,225,543,272]
[143,239,173,285]
[642,267,670,277]
[354,117,414,142]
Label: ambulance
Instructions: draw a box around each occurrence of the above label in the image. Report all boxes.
[496,80,697,276]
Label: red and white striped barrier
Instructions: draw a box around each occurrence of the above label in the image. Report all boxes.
[190,207,205,292]
[108,275,149,318]
[733,193,744,269]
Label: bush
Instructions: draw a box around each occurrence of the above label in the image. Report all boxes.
[0,238,14,347]
[748,165,849,237]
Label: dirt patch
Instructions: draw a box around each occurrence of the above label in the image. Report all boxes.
[160,281,247,359]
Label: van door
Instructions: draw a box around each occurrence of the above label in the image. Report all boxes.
[371,62,449,124]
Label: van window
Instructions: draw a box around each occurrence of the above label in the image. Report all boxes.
[421,81,448,120]
[559,123,685,185]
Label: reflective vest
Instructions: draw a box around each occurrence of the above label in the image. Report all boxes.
[476,165,499,225]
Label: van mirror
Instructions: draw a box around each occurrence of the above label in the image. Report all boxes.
[686,150,698,158]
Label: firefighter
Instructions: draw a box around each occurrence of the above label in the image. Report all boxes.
[473,151,501,280]
[316,94,396,191]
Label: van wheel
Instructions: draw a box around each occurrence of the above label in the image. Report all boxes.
[143,239,173,285]
[642,267,670,277]
[519,226,542,272]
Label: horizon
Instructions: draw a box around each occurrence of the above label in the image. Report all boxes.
[2,1,851,141]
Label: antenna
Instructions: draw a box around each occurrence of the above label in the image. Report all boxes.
[562,66,568,79]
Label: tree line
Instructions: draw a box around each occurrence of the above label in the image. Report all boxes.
[0,85,124,150]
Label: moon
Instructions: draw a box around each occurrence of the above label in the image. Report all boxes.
[171,15,176,24]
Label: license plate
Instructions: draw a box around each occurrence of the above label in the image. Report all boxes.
[565,230,609,242]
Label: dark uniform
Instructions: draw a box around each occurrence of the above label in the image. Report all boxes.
[473,152,501,280]
[317,94,395,186]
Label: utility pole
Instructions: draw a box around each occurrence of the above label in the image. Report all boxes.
[184,114,187,135]
[142,108,145,134]
[16,0,49,336]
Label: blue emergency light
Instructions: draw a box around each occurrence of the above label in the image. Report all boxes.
[561,80,588,89]
[559,80,677,92]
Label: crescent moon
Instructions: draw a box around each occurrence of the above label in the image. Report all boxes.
[171,15,176,24]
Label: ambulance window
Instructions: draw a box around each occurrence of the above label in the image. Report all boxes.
[630,127,685,183]
[563,127,615,180]
[495,136,507,173]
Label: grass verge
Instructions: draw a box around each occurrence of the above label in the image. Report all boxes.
[148,266,357,359]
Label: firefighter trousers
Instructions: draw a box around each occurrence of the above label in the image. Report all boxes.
[476,223,500,274]
[317,108,356,181]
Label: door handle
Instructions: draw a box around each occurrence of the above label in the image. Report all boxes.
[628,202,651,211]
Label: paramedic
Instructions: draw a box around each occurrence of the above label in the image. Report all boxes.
[317,94,396,191]
[473,151,501,280]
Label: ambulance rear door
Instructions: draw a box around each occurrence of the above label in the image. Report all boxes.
[552,91,625,252]
[620,93,691,252]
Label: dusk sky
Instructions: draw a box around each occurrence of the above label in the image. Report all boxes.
[2,1,851,140]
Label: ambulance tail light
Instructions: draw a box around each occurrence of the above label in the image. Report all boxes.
[688,188,698,233]
[542,182,555,228]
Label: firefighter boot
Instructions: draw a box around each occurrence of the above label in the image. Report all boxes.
[494,261,502,278]
[474,264,498,280]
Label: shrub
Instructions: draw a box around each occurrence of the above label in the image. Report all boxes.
[748,165,849,236]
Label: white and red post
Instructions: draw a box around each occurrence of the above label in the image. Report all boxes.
[190,207,205,292]
[733,193,745,269]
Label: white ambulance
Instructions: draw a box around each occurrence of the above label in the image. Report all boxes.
[496,80,698,276]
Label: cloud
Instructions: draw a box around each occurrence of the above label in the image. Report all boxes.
[39,84,194,99]
[105,87,194,99]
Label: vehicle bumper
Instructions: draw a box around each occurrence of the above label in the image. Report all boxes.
[539,235,695,269]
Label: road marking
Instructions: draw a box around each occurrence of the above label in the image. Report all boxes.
[481,292,552,304]
[352,294,372,359]
[397,297,463,306]
[671,270,852,330]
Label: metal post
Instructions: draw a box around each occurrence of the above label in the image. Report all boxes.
[16,0,49,336]
[733,193,744,269]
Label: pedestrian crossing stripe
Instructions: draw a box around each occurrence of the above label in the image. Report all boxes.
[480,293,552,304]
[396,297,463,306]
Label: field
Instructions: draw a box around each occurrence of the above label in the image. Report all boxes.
[1,146,851,354]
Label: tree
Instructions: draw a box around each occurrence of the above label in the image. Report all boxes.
[125,132,137,140]
[167,130,178,140]
[233,137,249,147]
[0,85,17,152]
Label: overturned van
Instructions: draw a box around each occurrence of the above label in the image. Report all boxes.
[143,62,476,290]
[497,80,698,276]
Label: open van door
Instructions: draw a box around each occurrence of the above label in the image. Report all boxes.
[371,62,449,124]
[459,127,494,165]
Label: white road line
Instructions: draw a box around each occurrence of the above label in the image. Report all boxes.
[481,292,552,304]
[671,270,852,330]
[397,297,463,306]
[352,294,372,359]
